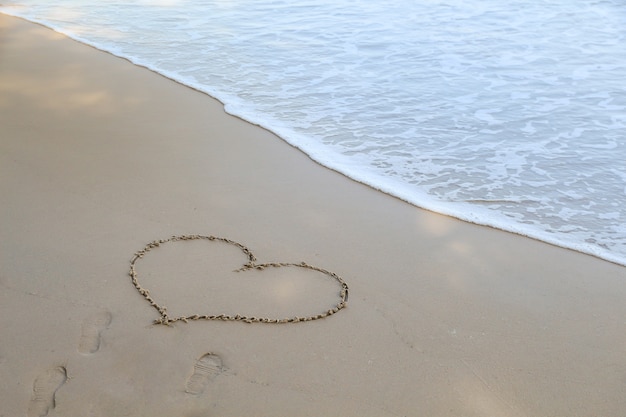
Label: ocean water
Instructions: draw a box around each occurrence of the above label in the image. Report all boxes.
[2,1,625,266]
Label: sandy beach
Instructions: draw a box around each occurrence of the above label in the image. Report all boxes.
[2,14,626,416]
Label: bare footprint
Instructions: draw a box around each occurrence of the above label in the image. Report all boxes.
[78,311,112,354]
[28,366,67,417]
[185,353,223,395]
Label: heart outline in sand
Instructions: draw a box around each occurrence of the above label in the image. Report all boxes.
[128,235,349,325]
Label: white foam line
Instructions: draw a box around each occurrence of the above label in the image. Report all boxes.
[3,9,624,268]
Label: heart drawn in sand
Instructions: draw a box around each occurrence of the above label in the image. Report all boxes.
[129,235,349,325]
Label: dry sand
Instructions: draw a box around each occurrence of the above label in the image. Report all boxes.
[1,14,626,417]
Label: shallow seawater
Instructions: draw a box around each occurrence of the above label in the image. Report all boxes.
[3,0,625,265]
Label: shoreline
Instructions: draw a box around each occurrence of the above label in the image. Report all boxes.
[2,13,626,416]
[2,10,624,268]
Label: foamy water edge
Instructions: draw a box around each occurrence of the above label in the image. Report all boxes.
[3,10,625,267]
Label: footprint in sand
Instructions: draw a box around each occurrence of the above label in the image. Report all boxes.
[185,353,223,395]
[78,311,112,354]
[28,366,67,417]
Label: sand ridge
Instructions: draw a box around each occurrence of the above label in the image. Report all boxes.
[129,234,349,325]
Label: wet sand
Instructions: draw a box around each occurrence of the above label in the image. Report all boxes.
[1,14,626,416]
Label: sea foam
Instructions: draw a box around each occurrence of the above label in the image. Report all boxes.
[3,0,625,265]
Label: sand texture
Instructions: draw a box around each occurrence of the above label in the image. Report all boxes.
[2,14,626,416]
